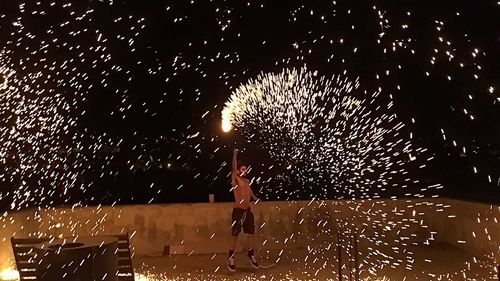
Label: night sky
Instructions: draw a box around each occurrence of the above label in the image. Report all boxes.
[0,0,498,210]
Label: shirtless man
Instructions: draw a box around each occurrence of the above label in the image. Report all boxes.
[228,148,259,271]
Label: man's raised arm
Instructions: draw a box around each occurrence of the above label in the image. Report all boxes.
[232,149,238,181]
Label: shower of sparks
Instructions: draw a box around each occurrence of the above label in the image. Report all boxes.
[0,55,82,209]
[0,0,495,207]
[222,67,430,199]
[0,0,498,280]
[0,53,119,209]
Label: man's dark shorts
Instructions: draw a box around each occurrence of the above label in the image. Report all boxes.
[231,208,255,236]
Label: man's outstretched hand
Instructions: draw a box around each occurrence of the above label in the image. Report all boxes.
[233,148,238,155]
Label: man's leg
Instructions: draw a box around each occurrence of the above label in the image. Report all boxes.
[228,234,238,272]
[228,208,241,272]
[244,211,259,268]
[248,234,255,250]
[230,234,238,255]
[230,209,241,255]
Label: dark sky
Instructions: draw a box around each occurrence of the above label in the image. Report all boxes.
[0,0,498,209]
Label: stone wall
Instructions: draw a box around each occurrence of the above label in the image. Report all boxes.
[422,198,500,260]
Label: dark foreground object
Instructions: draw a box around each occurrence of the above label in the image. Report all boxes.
[36,236,118,281]
[11,234,135,281]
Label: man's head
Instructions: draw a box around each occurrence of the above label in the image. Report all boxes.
[237,161,248,177]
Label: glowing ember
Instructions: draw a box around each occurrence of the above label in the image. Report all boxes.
[0,269,19,281]
[135,273,154,281]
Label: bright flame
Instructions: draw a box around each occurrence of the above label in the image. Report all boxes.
[0,269,19,281]
[221,119,232,132]
[221,107,233,132]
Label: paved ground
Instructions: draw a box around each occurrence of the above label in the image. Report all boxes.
[133,242,497,280]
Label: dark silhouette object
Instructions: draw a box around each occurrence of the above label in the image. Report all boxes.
[114,233,136,281]
[10,237,50,280]
[10,233,135,281]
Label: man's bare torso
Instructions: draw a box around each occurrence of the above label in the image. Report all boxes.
[233,176,251,209]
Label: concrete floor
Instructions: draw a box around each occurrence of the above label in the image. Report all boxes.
[133,242,498,280]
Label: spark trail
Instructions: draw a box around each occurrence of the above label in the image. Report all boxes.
[222,67,426,199]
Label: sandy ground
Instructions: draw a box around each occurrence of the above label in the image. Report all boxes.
[133,242,497,280]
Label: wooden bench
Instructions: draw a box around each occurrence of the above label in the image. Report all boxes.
[112,233,136,281]
[10,237,50,280]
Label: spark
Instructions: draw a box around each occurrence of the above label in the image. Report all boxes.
[222,66,424,199]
